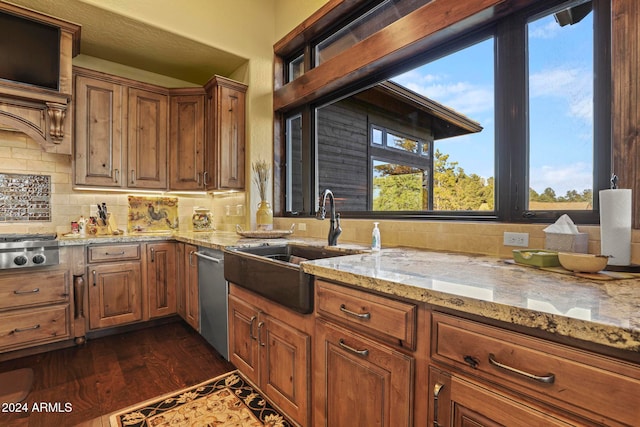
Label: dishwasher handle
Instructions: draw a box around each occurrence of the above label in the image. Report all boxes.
[193,251,222,264]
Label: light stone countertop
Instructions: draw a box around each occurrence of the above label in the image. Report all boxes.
[58,231,640,354]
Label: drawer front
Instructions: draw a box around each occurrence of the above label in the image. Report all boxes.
[88,244,140,263]
[0,305,71,351]
[316,279,416,349]
[0,270,69,310]
[432,312,640,426]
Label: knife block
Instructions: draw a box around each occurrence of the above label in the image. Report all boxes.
[96,214,118,235]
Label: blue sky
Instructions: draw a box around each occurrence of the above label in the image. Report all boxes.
[391,11,593,197]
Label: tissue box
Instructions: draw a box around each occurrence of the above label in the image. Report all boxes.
[544,232,588,253]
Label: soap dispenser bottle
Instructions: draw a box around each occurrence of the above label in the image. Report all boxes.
[371,222,381,251]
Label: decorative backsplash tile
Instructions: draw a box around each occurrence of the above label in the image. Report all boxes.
[128,196,179,233]
[0,173,51,222]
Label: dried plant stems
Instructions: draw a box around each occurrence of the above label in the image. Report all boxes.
[252,159,271,201]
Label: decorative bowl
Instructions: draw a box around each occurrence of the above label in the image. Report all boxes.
[558,252,608,273]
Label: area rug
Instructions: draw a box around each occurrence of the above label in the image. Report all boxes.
[109,370,294,427]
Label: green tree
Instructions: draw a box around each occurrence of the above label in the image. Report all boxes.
[373,172,424,210]
[433,149,493,210]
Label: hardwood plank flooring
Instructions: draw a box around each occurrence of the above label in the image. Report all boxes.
[0,320,235,427]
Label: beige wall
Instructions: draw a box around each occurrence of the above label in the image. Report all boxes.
[273,0,330,41]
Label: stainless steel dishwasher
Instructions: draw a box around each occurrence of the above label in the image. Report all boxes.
[193,248,228,360]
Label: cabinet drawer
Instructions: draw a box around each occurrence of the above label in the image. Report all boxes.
[316,279,417,350]
[432,312,640,426]
[88,244,140,262]
[0,305,71,351]
[0,270,69,310]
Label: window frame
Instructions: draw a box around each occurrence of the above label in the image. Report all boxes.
[276,0,611,224]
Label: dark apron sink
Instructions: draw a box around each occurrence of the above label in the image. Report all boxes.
[224,244,352,313]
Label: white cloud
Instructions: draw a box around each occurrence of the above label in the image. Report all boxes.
[529,162,592,195]
[529,67,593,122]
[529,20,562,40]
[394,79,493,118]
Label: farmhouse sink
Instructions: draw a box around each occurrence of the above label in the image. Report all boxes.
[224,244,353,313]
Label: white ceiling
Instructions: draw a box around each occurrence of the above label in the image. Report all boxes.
[6,0,247,85]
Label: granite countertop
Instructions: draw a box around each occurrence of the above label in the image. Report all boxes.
[58,231,640,354]
[301,249,640,354]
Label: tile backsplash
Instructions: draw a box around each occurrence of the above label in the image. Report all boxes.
[0,130,246,234]
[0,172,51,221]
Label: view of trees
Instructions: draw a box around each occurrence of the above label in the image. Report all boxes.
[374,148,590,211]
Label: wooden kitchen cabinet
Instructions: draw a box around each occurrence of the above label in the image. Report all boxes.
[204,76,247,190]
[146,242,177,319]
[314,319,414,427]
[126,87,168,189]
[430,312,640,426]
[74,67,168,190]
[87,244,143,329]
[178,243,199,331]
[228,284,311,426]
[169,90,206,191]
[428,366,577,427]
[313,279,416,427]
[74,71,123,187]
[0,269,72,354]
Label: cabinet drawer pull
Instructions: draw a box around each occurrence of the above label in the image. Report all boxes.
[249,316,257,340]
[433,382,445,427]
[14,324,40,333]
[338,339,369,357]
[257,321,265,347]
[488,353,555,384]
[150,247,155,262]
[13,288,40,295]
[105,251,126,256]
[339,304,371,319]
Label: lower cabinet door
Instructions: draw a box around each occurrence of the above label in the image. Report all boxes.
[88,262,142,329]
[261,315,311,427]
[228,294,260,384]
[314,319,414,427]
[429,367,579,427]
[147,242,177,319]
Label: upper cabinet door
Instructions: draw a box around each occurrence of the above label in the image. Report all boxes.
[169,93,205,191]
[74,74,124,187]
[205,76,247,191]
[127,88,168,189]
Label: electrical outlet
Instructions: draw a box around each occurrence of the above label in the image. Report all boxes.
[503,231,529,247]
[298,223,307,231]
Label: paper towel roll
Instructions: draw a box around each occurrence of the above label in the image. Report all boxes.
[599,189,632,266]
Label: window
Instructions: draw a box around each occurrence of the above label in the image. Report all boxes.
[279,0,610,223]
[287,53,304,83]
[527,3,595,211]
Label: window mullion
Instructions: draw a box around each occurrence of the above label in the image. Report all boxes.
[495,15,528,222]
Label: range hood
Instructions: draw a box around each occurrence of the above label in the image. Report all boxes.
[0,2,80,154]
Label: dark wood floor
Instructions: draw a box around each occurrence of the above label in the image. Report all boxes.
[0,320,235,427]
